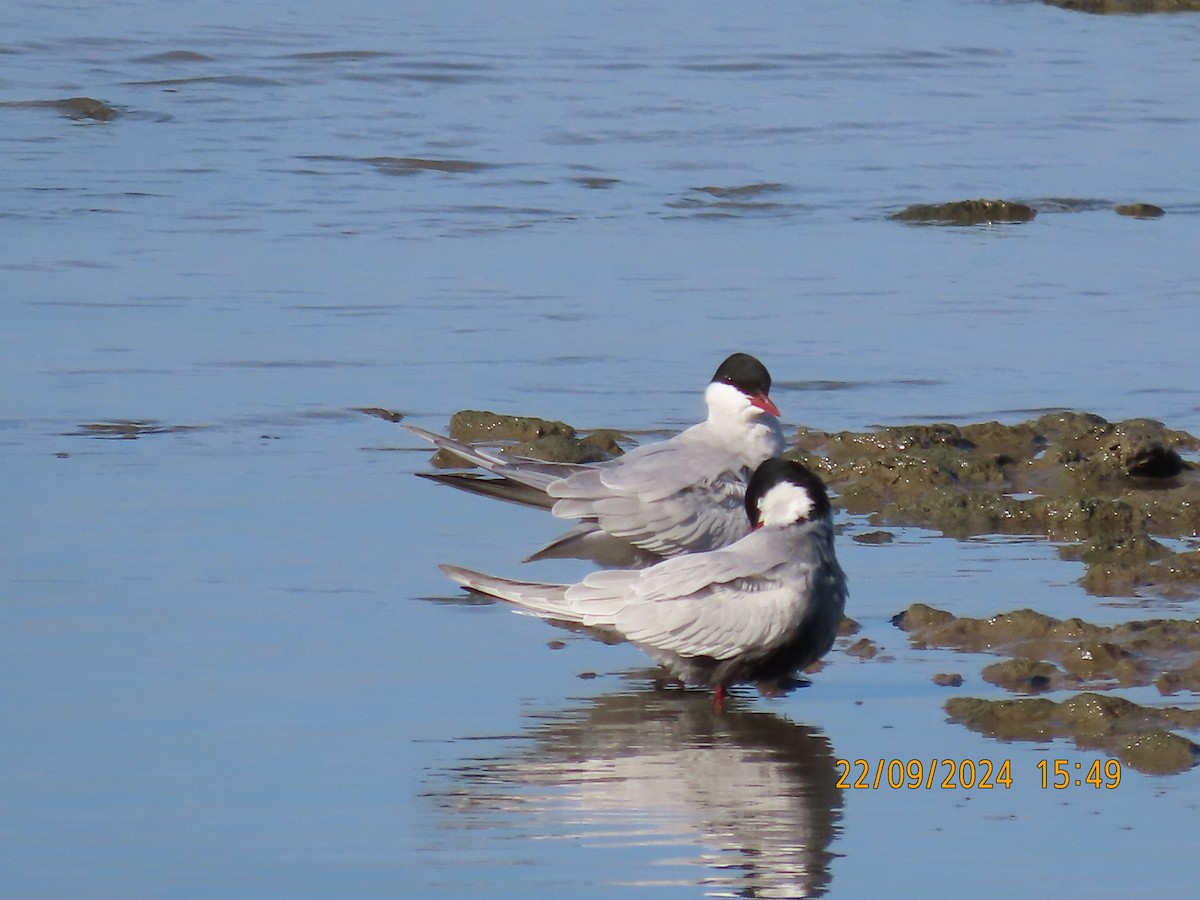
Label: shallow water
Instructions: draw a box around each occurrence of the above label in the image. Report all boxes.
[3,1,1200,897]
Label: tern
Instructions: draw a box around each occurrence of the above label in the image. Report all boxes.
[409,353,786,565]
[441,457,847,708]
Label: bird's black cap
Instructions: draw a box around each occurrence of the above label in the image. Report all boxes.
[711,352,772,398]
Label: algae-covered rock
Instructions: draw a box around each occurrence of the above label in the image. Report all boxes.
[1029,415,1188,481]
[793,412,1200,597]
[946,692,1200,774]
[431,411,627,468]
[448,410,577,443]
[891,199,1037,225]
[503,434,613,464]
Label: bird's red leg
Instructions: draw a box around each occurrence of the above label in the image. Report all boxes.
[713,684,726,712]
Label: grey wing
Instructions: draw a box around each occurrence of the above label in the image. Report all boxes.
[564,532,811,660]
[549,438,753,556]
[580,571,811,662]
[551,429,715,502]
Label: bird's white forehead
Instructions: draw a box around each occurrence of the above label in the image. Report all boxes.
[757,481,815,526]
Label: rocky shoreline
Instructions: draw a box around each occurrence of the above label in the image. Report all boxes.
[409,408,1200,773]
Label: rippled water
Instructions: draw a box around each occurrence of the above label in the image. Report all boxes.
[3,1,1200,897]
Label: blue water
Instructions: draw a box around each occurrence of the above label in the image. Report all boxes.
[3,1,1200,897]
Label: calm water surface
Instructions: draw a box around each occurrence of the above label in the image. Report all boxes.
[3,1,1200,897]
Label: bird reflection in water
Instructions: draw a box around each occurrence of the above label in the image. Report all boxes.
[427,679,843,898]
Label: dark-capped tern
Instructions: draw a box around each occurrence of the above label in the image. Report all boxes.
[409,353,786,566]
[441,457,847,708]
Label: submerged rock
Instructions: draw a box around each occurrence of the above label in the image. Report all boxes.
[890,199,1036,225]
[357,406,404,423]
[69,420,201,439]
[1115,202,1166,218]
[0,97,119,121]
[1044,0,1200,13]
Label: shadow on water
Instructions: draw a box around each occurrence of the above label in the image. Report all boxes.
[425,679,843,897]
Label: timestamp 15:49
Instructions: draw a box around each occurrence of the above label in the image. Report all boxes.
[1037,758,1122,789]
